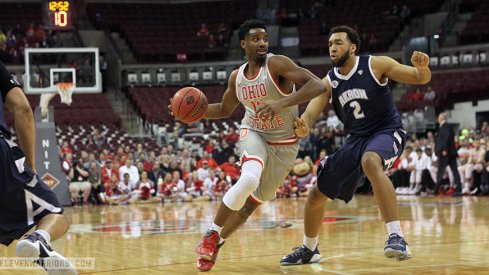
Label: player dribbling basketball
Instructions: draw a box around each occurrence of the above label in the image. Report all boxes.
[169,19,326,271]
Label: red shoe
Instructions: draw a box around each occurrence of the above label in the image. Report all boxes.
[445,187,454,196]
[197,242,224,271]
[196,230,220,260]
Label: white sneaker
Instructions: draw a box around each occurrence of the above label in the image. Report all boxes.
[16,232,77,275]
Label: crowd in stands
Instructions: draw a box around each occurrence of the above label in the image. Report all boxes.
[57,108,489,207]
[58,109,343,206]
[388,123,489,196]
[0,23,59,64]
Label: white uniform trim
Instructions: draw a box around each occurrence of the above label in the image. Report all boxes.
[333,56,359,80]
[24,190,62,225]
[326,74,333,105]
[368,56,388,86]
[265,62,292,97]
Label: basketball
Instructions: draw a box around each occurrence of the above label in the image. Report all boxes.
[171,87,208,124]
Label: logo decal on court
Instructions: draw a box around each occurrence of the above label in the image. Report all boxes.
[41,172,60,189]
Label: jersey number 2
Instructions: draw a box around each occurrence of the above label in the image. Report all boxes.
[349,101,365,119]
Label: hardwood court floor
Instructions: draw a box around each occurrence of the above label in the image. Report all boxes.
[2,195,489,274]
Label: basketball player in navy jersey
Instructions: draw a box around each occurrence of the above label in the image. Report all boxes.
[169,19,326,271]
[258,25,431,264]
[0,61,76,274]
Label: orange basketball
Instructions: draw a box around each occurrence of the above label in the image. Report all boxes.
[171,87,208,124]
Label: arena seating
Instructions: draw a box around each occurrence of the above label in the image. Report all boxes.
[127,85,245,128]
[3,94,120,127]
[396,68,489,112]
[459,1,489,44]
[0,3,40,28]
[56,124,159,156]
[87,1,257,63]
[278,0,444,56]
[0,3,57,64]
[3,93,147,157]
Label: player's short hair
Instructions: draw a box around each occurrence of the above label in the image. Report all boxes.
[238,19,267,40]
[329,25,361,54]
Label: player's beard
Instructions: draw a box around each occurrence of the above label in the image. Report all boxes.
[331,51,350,67]
[256,53,267,63]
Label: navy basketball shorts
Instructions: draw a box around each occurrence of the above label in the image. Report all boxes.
[316,129,406,203]
[0,138,63,246]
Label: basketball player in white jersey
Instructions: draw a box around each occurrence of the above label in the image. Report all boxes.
[169,19,326,271]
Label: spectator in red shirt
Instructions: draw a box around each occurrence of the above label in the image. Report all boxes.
[223,127,239,144]
[101,159,119,190]
[214,170,231,199]
[59,140,73,157]
[196,23,210,37]
[409,88,424,101]
[197,150,218,169]
[61,152,73,175]
[219,156,240,183]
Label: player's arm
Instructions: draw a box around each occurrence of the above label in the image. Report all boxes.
[3,82,37,172]
[373,51,431,85]
[295,77,332,138]
[257,55,326,118]
[204,69,240,119]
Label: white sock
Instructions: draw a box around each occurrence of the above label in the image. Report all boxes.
[218,238,225,245]
[34,230,51,244]
[386,221,403,237]
[210,223,223,235]
[303,235,318,251]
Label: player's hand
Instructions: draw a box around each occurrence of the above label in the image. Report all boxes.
[294,117,310,138]
[411,51,429,69]
[256,102,283,121]
[168,98,175,117]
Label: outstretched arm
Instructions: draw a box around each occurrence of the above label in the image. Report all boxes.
[256,55,326,119]
[168,70,240,121]
[373,51,431,85]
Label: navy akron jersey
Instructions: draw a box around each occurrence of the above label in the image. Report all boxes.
[326,55,402,136]
[0,61,21,136]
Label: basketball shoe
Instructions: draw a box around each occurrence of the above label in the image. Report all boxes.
[16,232,77,275]
[196,230,220,260]
[384,233,412,261]
[280,245,321,265]
[197,241,224,271]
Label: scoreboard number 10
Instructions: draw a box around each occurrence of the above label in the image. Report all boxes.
[43,0,73,30]
[50,1,69,27]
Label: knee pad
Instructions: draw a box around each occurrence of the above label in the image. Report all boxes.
[238,173,260,191]
[223,173,260,211]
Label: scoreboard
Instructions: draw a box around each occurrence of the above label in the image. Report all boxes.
[42,0,74,30]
